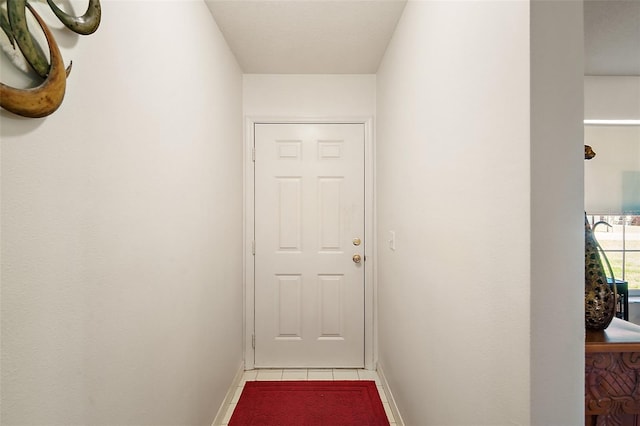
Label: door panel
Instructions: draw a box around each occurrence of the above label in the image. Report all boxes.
[254,123,365,367]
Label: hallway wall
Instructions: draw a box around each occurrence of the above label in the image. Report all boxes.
[376,1,583,424]
[584,76,640,120]
[0,2,243,425]
[242,74,376,368]
[243,74,376,117]
[530,2,585,423]
[584,76,640,215]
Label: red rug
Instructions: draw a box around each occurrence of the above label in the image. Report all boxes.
[228,380,390,426]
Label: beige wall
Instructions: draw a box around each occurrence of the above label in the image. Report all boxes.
[243,74,376,117]
[1,1,588,424]
[584,76,640,120]
[530,1,585,423]
[0,1,244,424]
[585,126,640,214]
[584,77,640,214]
[376,1,584,424]
[242,73,377,369]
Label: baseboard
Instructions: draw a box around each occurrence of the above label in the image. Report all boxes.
[376,362,405,426]
[211,361,245,426]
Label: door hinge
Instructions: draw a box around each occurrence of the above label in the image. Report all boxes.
[252,147,255,162]
[251,334,255,349]
[252,240,255,255]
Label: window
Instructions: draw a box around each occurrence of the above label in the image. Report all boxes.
[587,214,640,291]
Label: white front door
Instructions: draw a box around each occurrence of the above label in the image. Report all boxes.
[254,123,365,368]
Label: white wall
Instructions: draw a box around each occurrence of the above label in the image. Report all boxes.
[376,1,583,424]
[243,74,376,118]
[585,126,640,214]
[584,77,640,214]
[530,1,585,424]
[242,74,376,368]
[0,2,244,425]
[584,76,640,120]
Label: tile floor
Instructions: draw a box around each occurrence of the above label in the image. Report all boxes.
[220,369,397,425]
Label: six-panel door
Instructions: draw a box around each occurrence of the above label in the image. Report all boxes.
[254,123,365,367]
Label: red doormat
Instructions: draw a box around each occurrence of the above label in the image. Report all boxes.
[229,380,390,426]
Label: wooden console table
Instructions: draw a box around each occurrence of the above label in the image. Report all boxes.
[586,318,640,426]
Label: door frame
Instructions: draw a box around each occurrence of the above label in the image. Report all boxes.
[243,116,376,370]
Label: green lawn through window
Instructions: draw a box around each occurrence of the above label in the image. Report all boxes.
[590,215,640,289]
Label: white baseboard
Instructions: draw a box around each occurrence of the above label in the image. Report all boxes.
[211,361,245,426]
[376,362,405,426]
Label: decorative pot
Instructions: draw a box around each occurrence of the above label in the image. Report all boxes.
[585,214,617,330]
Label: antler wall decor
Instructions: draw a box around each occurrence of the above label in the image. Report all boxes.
[0,0,101,118]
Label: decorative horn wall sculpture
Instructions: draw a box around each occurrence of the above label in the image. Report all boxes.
[9,0,52,78]
[46,0,100,35]
[0,3,67,117]
[0,0,101,118]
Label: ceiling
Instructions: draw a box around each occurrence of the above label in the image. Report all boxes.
[205,0,640,76]
[204,0,406,74]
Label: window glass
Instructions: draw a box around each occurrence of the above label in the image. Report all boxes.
[593,216,624,251]
[601,251,623,280]
[627,216,640,250]
[587,214,640,290]
[627,252,640,289]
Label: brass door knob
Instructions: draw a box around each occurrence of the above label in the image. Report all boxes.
[353,254,362,264]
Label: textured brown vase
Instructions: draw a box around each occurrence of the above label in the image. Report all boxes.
[585,215,616,330]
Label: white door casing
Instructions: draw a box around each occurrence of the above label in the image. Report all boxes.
[253,123,366,368]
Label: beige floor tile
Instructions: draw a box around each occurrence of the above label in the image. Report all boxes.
[282,369,308,380]
[256,369,283,381]
[357,369,382,385]
[307,369,334,380]
[231,386,244,403]
[240,370,258,385]
[221,403,236,425]
[377,385,388,403]
[333,369,360,380]
[383,402,396,423]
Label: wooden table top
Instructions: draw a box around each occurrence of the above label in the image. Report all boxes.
[586,318,640,353]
